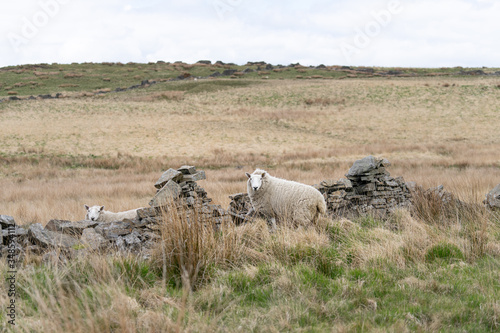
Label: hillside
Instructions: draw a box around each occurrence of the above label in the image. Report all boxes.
[1,61,499,100]
[1,62,500,332]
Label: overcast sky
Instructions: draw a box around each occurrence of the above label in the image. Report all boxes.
[1,0,498,68]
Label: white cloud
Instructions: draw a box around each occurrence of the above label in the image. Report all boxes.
[0,0,498,67]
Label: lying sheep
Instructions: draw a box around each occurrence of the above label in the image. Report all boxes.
[84,205,141,222]
[245,169,326,229]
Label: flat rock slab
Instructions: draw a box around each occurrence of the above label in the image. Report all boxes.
[28,223,81,249]
[81,228,108,251]
[0,215,16,229]
[346,156,390,177]
[177,165,197,174]
[123,230,142,246]
[137,207,160,219]
[2,226,28,241]
[154,168,183,189]
[95,221,133,239]
[180,170,206,182]
[45,219,98,236]
[149,180,182,207]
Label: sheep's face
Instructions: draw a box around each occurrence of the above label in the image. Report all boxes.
[246,171,266,192]
[85,205,104,221]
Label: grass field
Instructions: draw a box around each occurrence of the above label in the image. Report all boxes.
[1,63,500,332]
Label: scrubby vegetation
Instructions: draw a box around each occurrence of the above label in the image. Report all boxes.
[2,201,500,332]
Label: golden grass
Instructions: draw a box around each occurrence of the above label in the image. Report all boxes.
[0,77,499,225]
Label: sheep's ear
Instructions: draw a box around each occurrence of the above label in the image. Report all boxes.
[261,172,267,178]
[84,204,89,210]
[100,206,104,211]
[245,172,251,178]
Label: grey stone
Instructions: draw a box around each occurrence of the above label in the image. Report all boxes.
[137,217,162,226]
[149,180,182,207]
[229,193,247,201]
[42,250,67,265]
[181,170,206,182]
[177,165,197,174]
[45,219,98,236]
[95,221,133,239]
[0,215,16,229]
[485,183,500,210]
[123,231,142,246]
[346,155,383,177]
[370,198,387,206]
[136,207,159,219]
[81,228,108,251]
[380,158,391,167]
[154,168,183,189]
[1,240,23,260]
[356,183,376,193]
[115,237,126,251]
[2,226,28,244]
[28,223,80,249]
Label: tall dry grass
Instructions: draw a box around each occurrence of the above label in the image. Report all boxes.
[1,76,499,227]
[2,183,499,332]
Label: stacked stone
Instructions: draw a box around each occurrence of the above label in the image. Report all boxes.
[145,165,227,227]
[0,165,229,260]
[227,157,413,221]
[0,215,158,260]
[314,178,353,213]
[227,193,253,224]
[316,156,412,218]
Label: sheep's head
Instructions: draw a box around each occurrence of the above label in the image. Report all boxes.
[84,205,104,221]
[246,169,267,192]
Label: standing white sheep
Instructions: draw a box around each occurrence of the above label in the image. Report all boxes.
[84,205,141,222]
[245,169,326,229]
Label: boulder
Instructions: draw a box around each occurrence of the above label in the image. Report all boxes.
[222,69,237,76]
[28,223,80,249]
[0,215,16,229]
[178,165,197,174]
[45,219,98,236]
[81,228,108,251]
[154,168,183,189]
[197,60,211,65]
[346,156,390,178]
[137,207,159,219]
[484,184,500,210]
[181,170,206,182]
[149,180,182,207]
[2,226,28,244]
[123,230,142,249]
[95,221,133,239]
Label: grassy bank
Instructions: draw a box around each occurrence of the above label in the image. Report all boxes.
[2,201,500,332]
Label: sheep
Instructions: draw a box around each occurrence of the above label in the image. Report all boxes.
[84,205,141,222]
[245,169,326,229]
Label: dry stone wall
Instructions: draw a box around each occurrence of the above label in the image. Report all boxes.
[228,156,413,221]
[0,165,226,261]
[316,156,412,219]
[2,159,500,261]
